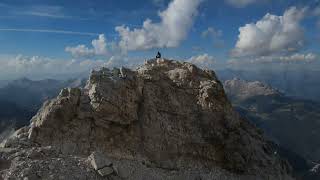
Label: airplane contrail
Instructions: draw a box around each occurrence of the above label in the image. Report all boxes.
[0,28,100,36]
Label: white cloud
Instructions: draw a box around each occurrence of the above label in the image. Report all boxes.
[92,34,108,55]
[225,0,258,8]
[188,53,216,68]
[22,5,68,19]
[277,53,317,63]
[65,45,94,57]
[232,6,307,57]
[115,0,202,51]
[201,27,223,38]
[0,54,152,80]
[0,55,109,80]
[65,34,108,57]
[228,53,318,65]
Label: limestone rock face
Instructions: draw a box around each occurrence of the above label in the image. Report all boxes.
[1,59,293,179]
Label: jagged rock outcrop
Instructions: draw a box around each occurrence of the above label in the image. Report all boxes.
[1,59,293,179]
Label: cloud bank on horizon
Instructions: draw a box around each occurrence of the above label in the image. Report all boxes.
[0,55,105,80]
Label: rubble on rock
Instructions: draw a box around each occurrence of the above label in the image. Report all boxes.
[0,59,293,180]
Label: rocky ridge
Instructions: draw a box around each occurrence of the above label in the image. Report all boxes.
[1,59,292,179]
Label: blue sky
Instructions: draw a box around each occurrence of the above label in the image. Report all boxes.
[0,0,319,80]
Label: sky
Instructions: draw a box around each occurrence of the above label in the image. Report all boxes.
[0,0,319,80]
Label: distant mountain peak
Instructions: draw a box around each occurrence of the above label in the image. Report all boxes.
[224,78,282,100]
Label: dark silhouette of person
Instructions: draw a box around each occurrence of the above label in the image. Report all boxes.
[156,51,161,59]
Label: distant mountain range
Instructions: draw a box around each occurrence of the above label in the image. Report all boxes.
[0,74,319,179]
[0,77,86,138]
[217,69,320,102]
[224,78,282,100]
[224,78,320,179]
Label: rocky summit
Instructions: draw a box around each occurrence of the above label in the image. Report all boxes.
[0,59,293,180]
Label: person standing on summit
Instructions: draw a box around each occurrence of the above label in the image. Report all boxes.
[156,51,161,59]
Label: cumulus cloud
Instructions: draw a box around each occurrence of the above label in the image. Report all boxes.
[225,0,259,8]
[188,53,216,68]
[0,55,108,80]
[115,0,202,51]
[65,34,108,57]
[232,6,307,57]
